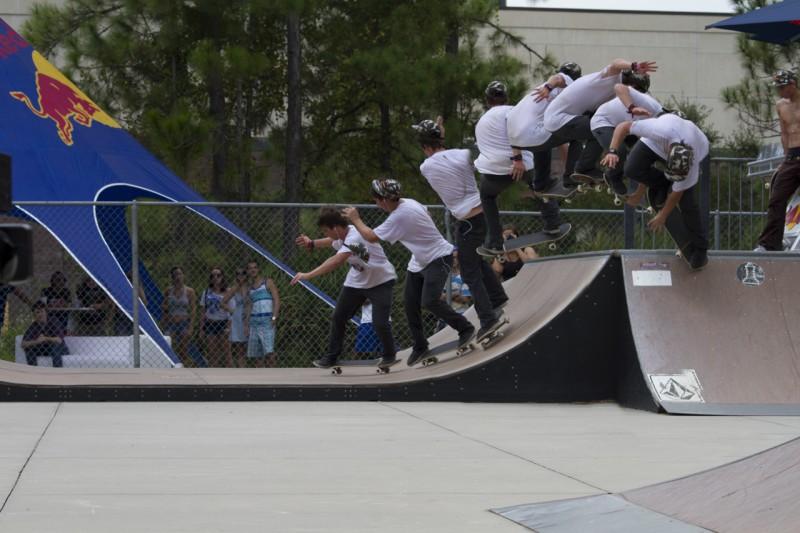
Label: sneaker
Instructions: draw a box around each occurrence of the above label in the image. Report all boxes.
[543,224,562,236]
[532,178,559,194]
[689,249,708,270]
[477,316,505,342]
[492,298,509,313]
[407,347,430,366]
[477,244,504,256]
[313,355,338,369]
[379,355,397,367]
[753,245,767,252]
[458,326,476,348]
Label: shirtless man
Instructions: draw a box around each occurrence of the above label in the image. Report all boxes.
[539,59,658,189]
[755,69,800,251]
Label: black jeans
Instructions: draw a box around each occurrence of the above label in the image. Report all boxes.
[757,156,800,250]
[25,344,64,367]
[456,213,508,327]
[479,169,560,249]
[549,115,602,174]
[405,254,472,351]
[625,141,709,251]
[519,134,582,187]
[324,280,396,359]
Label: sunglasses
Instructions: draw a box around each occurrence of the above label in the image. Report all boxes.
[236,271,246,276]
[211,272,223,277]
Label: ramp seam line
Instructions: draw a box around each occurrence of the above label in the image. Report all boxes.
[0,403,62,514]
[381,403,608,493]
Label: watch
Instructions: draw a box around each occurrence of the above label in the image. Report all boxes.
[607,148,618,155]
[510,154,523,161]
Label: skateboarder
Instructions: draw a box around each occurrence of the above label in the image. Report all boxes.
[590,72,662,196]
[412,118,508,342]
[343,179,476,366]
[755,69,800,251]
[540,58,658,189]
[600,111,709,269]
[292,208,398,369]
[474,80,563,256]
[506,62,582,197]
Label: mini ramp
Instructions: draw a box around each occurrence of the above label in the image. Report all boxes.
[493,436,800,533]
[0,253,634,402]
[620,251,800,415]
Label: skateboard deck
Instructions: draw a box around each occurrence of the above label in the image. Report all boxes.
[647,187,701,270]
[478,316,510,349]
[327,358,400,375]
[502,223,572,253]
[533,181,579,202]
[570,172,605,193]
[416,336,477,367]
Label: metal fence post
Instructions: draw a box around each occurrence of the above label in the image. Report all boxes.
[131,200,141,368]
[700,156,711,240]
[713,211,720,250]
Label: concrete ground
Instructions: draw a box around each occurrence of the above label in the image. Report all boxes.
[0,402,799,532]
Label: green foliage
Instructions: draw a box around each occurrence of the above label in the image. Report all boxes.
[721,0,800,136]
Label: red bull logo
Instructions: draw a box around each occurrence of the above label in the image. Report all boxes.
[9,51,119,146]
[786,198,800,231]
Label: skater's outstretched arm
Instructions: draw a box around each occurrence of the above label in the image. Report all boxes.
[600,121,633,169]
[342,207,380,243]
[648,190,684,231]
[291,253,350,285]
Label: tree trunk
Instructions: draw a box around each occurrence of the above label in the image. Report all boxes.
[379,101,391,174]
[284,11,302,259]
[209,54,227,199]
[442,19,459,128]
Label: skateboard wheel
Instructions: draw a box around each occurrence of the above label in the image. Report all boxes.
[646,207,655,215]
[332,367,342,375]
[606,187,613,195]
[548,242,557,251]
[613,197,622,206]
[765,182,771,190]
[594,184,603,193]
[497,257,506,264]
[376,367,389,374]
[564,198,572,204]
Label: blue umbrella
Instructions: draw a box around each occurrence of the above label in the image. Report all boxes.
[706,0,800,44]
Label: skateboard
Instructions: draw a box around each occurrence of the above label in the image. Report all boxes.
[646,187,703,270]
[326,358,400,375]
[477,316,510,349]
[533,181,579,203]
[570,172,606,193]
[602,172,632,206]
[416,337,477,367]
[501,223,572,253]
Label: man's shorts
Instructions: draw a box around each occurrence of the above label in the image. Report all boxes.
[247,320,275,358]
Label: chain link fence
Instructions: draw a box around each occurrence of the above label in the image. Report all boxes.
[5,157,774,369]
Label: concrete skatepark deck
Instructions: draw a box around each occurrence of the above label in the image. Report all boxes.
[1,250,799,414]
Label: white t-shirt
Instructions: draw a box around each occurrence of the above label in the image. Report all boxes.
[474,105,534,175]
[374,198,454,273]
[200,289,230,321]
[590,92,663,131]
[332,225,397,289]
[630,114,710,192]
[506,74,573,148]
[420,149,481,220]
[544,66,622,132]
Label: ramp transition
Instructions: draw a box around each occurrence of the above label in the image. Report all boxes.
[493,435,800,533]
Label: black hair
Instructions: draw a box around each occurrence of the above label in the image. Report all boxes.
[317,207,348,229]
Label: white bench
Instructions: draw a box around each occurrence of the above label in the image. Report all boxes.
[14,335,173,368]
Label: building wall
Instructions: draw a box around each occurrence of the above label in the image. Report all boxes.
[497,7,747,137]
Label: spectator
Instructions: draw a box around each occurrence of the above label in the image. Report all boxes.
[75,276,112,335]
[445,252,472,314]
[112,270,148,336]
[40,271,71,334]
[21,301,67,367]
[0,282,32,331]
[244,260,280,368]
[354,300,385,359]
[199,267,231,367]
[492,225,538,281]
[223,267,249,368]
[161,266,197,367]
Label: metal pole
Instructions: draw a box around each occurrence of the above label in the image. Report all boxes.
[444,210,453,306]
[131,201,141,368]
[714,211,720,250]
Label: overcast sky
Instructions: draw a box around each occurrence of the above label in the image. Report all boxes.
[505,0,734,13]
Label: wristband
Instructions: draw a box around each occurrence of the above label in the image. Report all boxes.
[307,239,315,250]
[631,62,638,73]
[510,154,523,161]
[627,103,636,114]
[544,83,553,91]
[607,148,618,155]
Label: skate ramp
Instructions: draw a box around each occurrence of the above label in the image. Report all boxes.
[0,253,632,401]
[493,436,800,533]
[620,251,800,415]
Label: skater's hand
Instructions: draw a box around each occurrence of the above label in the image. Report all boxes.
[341,206,360,222]
[601,153,619,169]
[634,60,658,74]
[629,106,651,117]
[295,234,312,249]
[647,212,667,232]
[435,115,445,138]
[625,192,644,208]
[290,272,309,285]
[511,159,525,180]
[533,85,550,102]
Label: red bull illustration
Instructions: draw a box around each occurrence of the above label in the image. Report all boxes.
[785,188,800,238]
[9,51,120,146]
